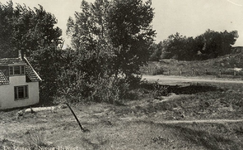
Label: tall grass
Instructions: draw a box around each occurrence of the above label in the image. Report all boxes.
[142,54,243,78]
[22,130,47,149]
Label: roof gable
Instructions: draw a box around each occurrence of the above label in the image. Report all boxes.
[0,57,42,84]
[23,57,42,82]
[25,64,42,82]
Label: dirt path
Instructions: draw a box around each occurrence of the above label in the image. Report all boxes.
[153,119,243,124]
[143,75,243,84]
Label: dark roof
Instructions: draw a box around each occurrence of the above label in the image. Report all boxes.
[25,65,41,82]
[0,58,25,65]
[0,70,9,85]
[23,57,42,82]
[0,57,42,84]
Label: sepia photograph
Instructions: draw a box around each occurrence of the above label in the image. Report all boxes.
[0,0,243,149]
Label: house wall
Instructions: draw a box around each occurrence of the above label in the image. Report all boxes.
[0,75,39,110]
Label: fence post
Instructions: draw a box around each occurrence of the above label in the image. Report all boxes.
[192,68,194,75]
[168,69,170,75]
[205,69,207,75]
[219,69,222,76]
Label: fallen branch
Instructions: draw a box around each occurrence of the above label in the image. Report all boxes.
[25,106,56,113]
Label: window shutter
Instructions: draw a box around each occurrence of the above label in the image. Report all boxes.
[21,66,25,75]
[14,87,18,99]
[25,86,28,98]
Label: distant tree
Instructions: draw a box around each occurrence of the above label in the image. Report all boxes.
[161,32,196,60]
[198,29,238,59]
[161,30,238,60]
[182,36,198,60]
[149,41,163,61]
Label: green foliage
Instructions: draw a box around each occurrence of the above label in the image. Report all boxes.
[67,0,155,80]
[149,42,163,61]
[57,47,145,104]
[158,30,238,61]
[63,0,155,103]
[107,0,155,78]
[198,29,238,59]
[0,1,62,58]
[57,67,131,104]
[152,67,164,75]
[30,46,63,104]
[0,1,14,57]
[152,80,169,98]
[67,0,115,81]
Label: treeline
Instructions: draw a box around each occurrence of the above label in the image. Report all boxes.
[150,30,238,61]
[0,0,155,104]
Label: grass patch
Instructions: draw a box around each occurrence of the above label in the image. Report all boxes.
[142,52,243,78]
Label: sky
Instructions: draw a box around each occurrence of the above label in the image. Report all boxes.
[1,0,243,48]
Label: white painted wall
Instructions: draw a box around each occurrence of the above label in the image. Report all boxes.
[0,75,39,110]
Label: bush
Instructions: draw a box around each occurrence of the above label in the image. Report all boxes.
[58,74,140,104]
[89,77,129,104]
[152,80,169,98]
[152,67,164,75]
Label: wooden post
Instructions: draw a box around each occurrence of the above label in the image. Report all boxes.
[168,70,170,75]
[179,69,182,76]
[65,103,89,132]
[192,68,194,75]
[205,69,207,75]
[219,69,222,76]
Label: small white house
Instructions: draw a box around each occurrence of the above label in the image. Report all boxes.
[0,51,42,110]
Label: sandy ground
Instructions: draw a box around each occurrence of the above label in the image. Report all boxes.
[143,75,243,85]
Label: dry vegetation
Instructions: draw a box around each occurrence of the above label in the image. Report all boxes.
[1,81,243,149]
[142,51,243,78]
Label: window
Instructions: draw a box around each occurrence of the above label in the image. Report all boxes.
[14,85,28,100]
[9,67,13,75]
[14,66,20,74]
[9,66,25,76]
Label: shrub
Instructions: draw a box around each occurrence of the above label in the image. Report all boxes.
[89,77,129,104]
[152,67,164,75]
[58,74,139,104]
[152,80,169,98]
